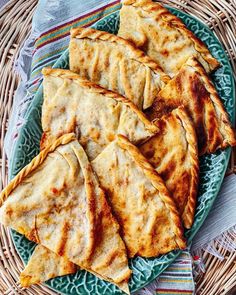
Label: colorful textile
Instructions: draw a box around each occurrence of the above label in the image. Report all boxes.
[155,252,194,295]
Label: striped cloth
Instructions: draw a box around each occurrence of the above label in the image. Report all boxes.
[5,1,195,294]
[136,251,194,295]
[155,252,194,295]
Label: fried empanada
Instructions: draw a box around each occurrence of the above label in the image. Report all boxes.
[118,0,219,77]
[20,245,77,287]
[146,57,236,154]
[69,27,169,109]
[42,68,158,160]
[140,107,199,229]
[0,134,131,292]
[92,135,186,258]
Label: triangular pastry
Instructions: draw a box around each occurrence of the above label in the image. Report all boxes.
[146,57,236,155]
[41,68,158,160]
[0,134,131,292]
[20,245,77,287]
[69,27,170,109]
[21,246,130,294]
[140,107,199,228]
[92,135,186,258]
[118,0,219,77]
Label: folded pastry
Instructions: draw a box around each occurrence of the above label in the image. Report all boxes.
[69,27,170,109]
[146,57,236,155]
[20,245,77,287]
[41,68,158,160]
[21,245,130,294]
[140,107,199,229]
[118,0,219,77]
[0,134,131,293]
[92,135,186,258]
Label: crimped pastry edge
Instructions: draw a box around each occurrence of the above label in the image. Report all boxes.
[0,133,76,207]
[185,57,236,154]
[121,0,220,72]
[70,27,170,83]
[117,134,186,250]
[172,107,199,229]
[42,67,158,134]
[2,133,131,292]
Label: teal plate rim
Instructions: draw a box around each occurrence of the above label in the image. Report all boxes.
[8,7,235,295]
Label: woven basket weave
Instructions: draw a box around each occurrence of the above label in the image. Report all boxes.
[0,0,235,294]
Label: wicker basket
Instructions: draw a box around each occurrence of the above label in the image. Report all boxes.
[0,0,235,294]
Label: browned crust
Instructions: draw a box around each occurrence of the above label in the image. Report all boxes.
[1,132,131,291]
[0,133,99,263]
[0,133,76,207]
[117,134,186,249]
[19,245,77,287]
[42,67,158,134]
[70,27,170,83]
[40,132,47,150]
[71,144,99,262]
[186,57,236,153]
[122,0,220,72]
[172,107,199,229]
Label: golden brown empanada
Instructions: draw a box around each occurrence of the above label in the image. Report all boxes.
[146,57,236,155]
[69,27,169,109]
[118,0,219,77]
[41,68,158,160]
[0,134,131,293]
[20,245,77,287]
[140,107,199,229]
[92,135,186,258]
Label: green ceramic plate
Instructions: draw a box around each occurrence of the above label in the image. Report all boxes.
[9,7,235,295]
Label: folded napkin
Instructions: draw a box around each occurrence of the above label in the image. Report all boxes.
[4,0,236,294]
